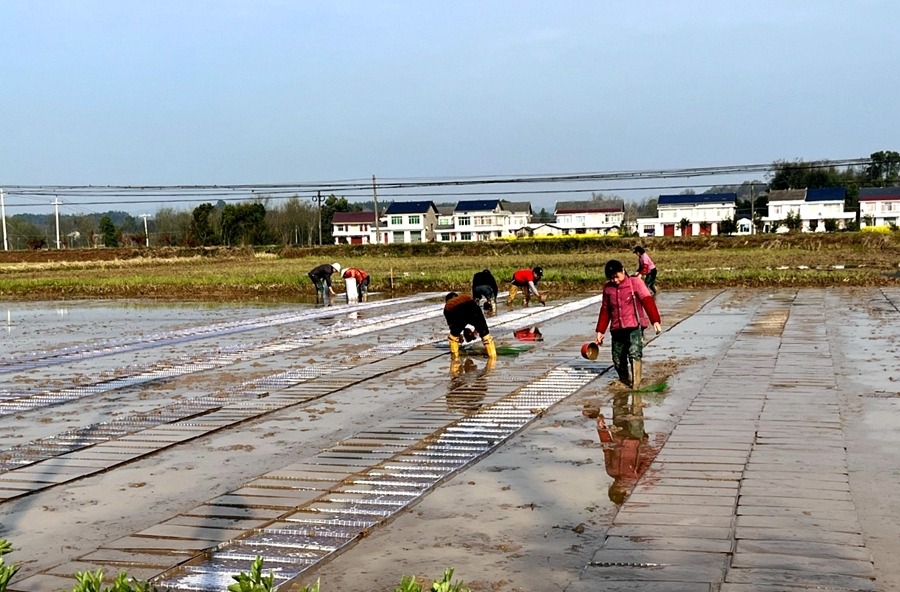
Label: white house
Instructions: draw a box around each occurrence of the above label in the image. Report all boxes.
[332,211,378,244]
[381,201,439,243]
[435,206,455,242]
[450,199,525,241]
[637,193,737,237]
[553,200,624,235]
[859,187,900,228]
[763,188,853,232]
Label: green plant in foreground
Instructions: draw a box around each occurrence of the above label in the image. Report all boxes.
[0,539,20,592]
[227,556,275,592]
[71,569,158,592]
[395,568,471,592]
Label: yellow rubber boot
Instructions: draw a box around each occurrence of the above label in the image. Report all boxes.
[632,359,642,390]
[482,334,497,359]
[448,334,460,357]
[506,285,519,305]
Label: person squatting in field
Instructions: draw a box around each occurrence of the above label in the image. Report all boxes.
[472,269,499,312]
[507,266,546,306]
[342,267,370,301]
[595,259,661,389]
[443,292,497,360]
[308,263,341,300]
[632,246,658,297]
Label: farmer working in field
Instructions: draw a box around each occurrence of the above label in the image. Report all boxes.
[307,263,341,300]
[472,269,499,312]
[595,259,661,390]
[632,246,658,297]
[507,266,546,306]
[443,292,497,360]
[342,267,370,301]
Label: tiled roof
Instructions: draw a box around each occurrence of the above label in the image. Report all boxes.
[332,211,376,224]
[454,199,501,213]
[805,187,846,202]
[768,189,807,202]
[658,193,736,206]
[555,199,624,213]
[383,200,437,215]
[859,186,900,201]
[501,201,532,214]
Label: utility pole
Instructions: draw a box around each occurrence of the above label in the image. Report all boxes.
[140,214,151,247]
[372,175,380,245]
[315,191,323,246]
[749,182,755,235]
[0,188,8,251]
[53,197,62,249]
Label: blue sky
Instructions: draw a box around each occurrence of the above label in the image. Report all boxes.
[1,0,898,216]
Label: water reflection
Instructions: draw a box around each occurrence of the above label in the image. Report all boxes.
[596,392,653,504]
[447,356,496,413]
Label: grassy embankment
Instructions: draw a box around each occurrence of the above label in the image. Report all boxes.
[0,233,898,301]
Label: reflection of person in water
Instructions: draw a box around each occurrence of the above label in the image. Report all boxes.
[596,392,654,504]
[447,357,496,413]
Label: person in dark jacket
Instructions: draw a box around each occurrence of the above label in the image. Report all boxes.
[308,263,341,299]
[472,269,499,311]
[443,292,497,359]
[507,266,546,306]
[595,259,661,389]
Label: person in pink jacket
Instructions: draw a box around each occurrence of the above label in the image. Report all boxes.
[595,260,661,389]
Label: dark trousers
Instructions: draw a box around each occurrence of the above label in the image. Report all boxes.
[611,327,644,379]
[644,268,657,296]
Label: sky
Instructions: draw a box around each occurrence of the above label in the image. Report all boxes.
[1,0,898,217]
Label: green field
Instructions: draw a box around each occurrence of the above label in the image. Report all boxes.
[1,233,898,301]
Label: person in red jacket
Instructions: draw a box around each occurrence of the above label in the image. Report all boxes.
[342,268,370,301]
[507,266,546,306]
[595,260,661,389]
[632,246,657,297]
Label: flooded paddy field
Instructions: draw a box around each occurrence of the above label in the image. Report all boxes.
[1,289,899,592]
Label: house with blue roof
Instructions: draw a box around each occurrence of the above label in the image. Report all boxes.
[381,201,439,243]
[859,187,900,228]
[553,199,624,235]
[448,199,532,241]
[763,188,853,232]
[636,193,737,237]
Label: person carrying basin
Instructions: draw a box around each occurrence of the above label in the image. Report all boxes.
[632,245,658,297]
[342,267,370,301]
[595,259,661,389]
[507,266,546,306]
[443,292,497,360]
[472,268,499,312]
[307,262,341,301]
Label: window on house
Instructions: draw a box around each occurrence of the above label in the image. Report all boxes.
[440,233,450,241]
[391,216,402,225]
[460,232,472,241]
[408,215,420,225]
[392,231,404,242]
[410,231,422,242]
[458,217,471,226]
[576,216,586,224]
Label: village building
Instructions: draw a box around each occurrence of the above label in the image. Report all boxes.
[553,200,625,235]
[332,211,378,245]
[762,188,853,232]
[859,186,900,228]
[381,201,438,243]
[637,193,737,237]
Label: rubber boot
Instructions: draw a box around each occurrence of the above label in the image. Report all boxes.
[507,285,519,305]
[448,334,460,358]
[482,334,497,359]
[632,359,642,390]
[616,368,632,388]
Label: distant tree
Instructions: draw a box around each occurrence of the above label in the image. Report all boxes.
[99,216,118,247]
[784,211,803,232]
[189,203,219,246]
[155,207,192,246]
[538,208,551,223]
[824,218,838,232]
[753,212,765,234]
[320,195,362,245]
[718,216,738,236]
[220,202,275,246]
[862,150,900,186]
[679,188,696,195]
[862,214,875,228]
[809,218,819,232]
[678,218,691,234]
[267,196,320,246]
